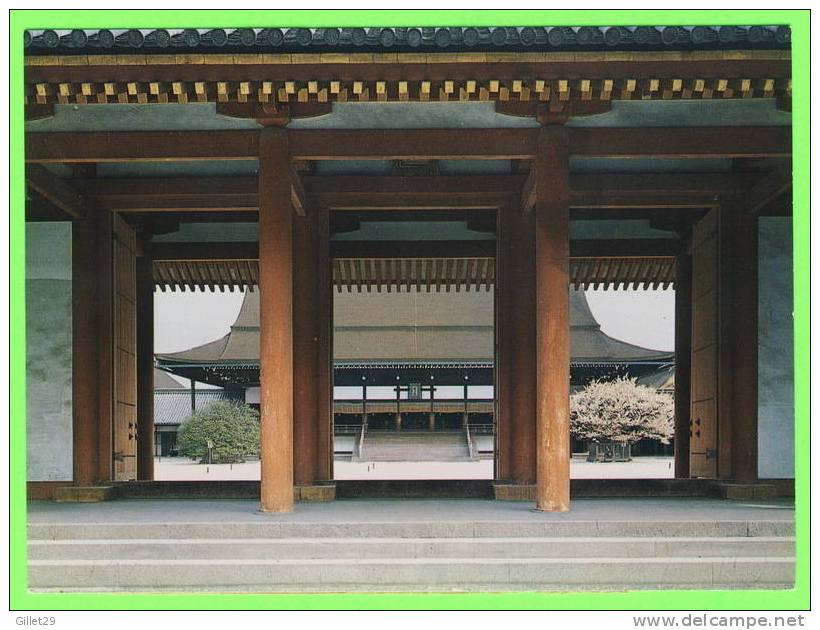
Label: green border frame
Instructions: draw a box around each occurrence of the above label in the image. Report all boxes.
[9,9,810,611]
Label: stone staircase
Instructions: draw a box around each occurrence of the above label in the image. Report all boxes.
[28,518,794,592]
[359,430,471,462]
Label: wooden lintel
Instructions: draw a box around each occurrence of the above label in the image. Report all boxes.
[25,164,86,219]
[149,238,676,262]
[151,242,259,261]
[747,164,792,214]
[331,240,496,259]
[25,127,792,163]
[569,238,681,258]
[524,172,757,213]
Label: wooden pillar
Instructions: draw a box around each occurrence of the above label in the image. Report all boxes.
[494,201,514,481]
[293,208,318,486]
[190,379,196,412]
[534,125,571,512]
[509,199,537,484]
[315,206,333,481]
[728,200,759,481]
[717,198,735,479]
[72,211,100,486]
[258,127,294,513]
[135,246,155,481]
[95,208,114,482]
[674,252,692,479]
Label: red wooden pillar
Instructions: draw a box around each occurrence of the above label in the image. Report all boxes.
[674,252,692,479]
[293,207,318,486]
[508,199,537,484]
[95,208,114,482]
[315,206,333,481]
[494,202,513,480]
[258,127,294,513]
[136,245,155,480]
[727,199,759,482]
[534,125,571,512]
[72,211,100,485]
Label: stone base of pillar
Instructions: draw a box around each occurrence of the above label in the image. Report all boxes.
[493,483,535,501]
[296,484,336,502]
[53,486,115,503]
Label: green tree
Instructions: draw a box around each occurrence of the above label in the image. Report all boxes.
[177,400,260,462]
[570,377,674,444]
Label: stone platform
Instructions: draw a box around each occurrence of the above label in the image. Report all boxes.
[27,498,795,593]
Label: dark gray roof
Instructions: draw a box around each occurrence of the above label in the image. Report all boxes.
[24,25,790,55]
[154,389,239,426]
[156,288,672,367]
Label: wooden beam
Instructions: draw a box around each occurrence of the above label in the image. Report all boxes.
[568,126,790,159]
[525,172,767,213]
[332,240,496,259]
[149,239,675,261]
[25,165,86,219]
[151,242,259,261]
[86,176,257,197]
[306,175,524,195]
[25,56,791,85]
[748,164,792,214]
[25,127,791,163]
[570,239,681,258]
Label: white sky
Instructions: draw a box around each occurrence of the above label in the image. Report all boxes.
[154,288,674,354]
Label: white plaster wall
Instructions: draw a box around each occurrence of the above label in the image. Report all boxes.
[26,222,73,481]
[758,217,794,479]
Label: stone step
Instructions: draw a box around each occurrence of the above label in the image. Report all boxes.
[28,536,795,561]
[28,519,794,541]
[27,556,795,591]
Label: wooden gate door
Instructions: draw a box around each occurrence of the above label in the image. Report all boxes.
[112,214,138,480]
[689,209,719,477]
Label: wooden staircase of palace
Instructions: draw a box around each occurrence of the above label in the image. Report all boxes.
[358,430,472,462]
[28,516,794,592]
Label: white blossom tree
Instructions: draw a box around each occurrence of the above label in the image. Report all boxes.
[570,376,674,444]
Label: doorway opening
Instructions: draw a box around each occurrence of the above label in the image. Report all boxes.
[331,211,496,481]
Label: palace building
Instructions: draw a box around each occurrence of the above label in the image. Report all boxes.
[24,23,794,513]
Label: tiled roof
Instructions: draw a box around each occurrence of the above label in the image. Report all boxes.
[154,389,241,426]
[24,26,790,55]
[156,288,673,367]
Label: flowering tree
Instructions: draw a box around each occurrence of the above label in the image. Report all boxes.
[570,377,674,444]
